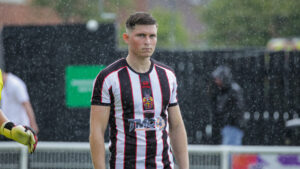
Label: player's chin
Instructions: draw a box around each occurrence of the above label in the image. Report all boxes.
[140,51,154,58]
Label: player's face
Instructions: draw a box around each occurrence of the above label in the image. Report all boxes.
[124,24,157,59]
[214,78,223,88]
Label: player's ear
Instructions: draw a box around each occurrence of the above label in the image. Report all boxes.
[123,33,129,44]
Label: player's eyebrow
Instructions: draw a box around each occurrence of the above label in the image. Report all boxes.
[136,33,146,36]
[136,33,156,37]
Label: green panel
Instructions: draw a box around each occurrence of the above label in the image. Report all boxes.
[66,65,106,108]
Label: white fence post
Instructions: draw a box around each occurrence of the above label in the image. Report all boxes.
[221,147,229,169]
[20,146,28,169]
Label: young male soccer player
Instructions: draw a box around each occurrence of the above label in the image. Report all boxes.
[89,12,189,169]
[0,69,38,153]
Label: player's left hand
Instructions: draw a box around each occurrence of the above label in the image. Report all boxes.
[0,122,38,153]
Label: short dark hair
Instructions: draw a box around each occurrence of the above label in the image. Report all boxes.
[126,12,157,31]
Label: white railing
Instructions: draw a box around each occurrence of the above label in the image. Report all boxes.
[188,145,300,169]
[1,142,300,169]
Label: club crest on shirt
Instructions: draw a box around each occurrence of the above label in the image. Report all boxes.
[128,117,166,132]
[141,81,150,88]
[143,95,154,109]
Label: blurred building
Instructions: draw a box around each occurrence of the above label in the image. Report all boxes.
[0,0,62,28]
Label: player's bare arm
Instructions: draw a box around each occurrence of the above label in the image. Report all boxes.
[89,105,111,169]
[23,101,39,134]
[168,105,189,169]
[0,110,8,125]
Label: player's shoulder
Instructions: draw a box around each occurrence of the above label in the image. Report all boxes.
[8,73,26,85]
[5,73,27,91]
[100,58,127,74]
[151,58,175,73]
[96,58,127,79]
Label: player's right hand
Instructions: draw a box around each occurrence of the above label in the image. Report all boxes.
[0,122,38,153]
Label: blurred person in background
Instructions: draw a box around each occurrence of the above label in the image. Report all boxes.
[0,69,38,153]
[0,71,39,134]
[208,65,245,145]
[266,37,300,51]
[89,12,189,169]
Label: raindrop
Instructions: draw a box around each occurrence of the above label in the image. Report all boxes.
[273,111,280,120]
[187,62,194,74]
[205,124,212,137]
[283,112,289,121]
[263,111,269,120]
[244,112,250,120]
[196,130,202,140]
[293,113,299,119]
[178,62,185,72]
[254,111,260,120]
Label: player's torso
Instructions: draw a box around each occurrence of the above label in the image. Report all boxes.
[108,64,170,136]
[102,59,175,169]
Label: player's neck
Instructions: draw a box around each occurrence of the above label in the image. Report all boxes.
[126,55,151,73]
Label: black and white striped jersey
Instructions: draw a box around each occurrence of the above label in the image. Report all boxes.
[91,58,178,169]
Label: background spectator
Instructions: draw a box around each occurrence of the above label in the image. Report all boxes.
[1,71,39,134]
[208,65,245,145]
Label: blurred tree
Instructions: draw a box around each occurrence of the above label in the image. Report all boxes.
[152,7,189,49]
[197,0,300,47]
[32,0,105,22]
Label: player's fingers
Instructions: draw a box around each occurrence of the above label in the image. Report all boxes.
[28,144,32,153]
[28,133,34,153]
[30,132,38,153]
[24,126,38,153]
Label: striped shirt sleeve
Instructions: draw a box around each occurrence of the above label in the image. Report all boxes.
[91,71,111,106]
[168,71,178,107]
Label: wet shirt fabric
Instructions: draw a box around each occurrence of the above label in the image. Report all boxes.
[1,73,30,126]
[91,58,178,169]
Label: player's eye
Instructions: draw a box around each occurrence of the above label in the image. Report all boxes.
[150,34,156,38]
[137,34,146,37]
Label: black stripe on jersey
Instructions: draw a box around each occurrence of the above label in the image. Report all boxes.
[155,65,170,118]
[108,87,117,169]
[139,74,157,169]
[140,74,155,111]
[118,67,137,169]
[155,65,172,169]
[169,103,178,107]
[91,58,127,106]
